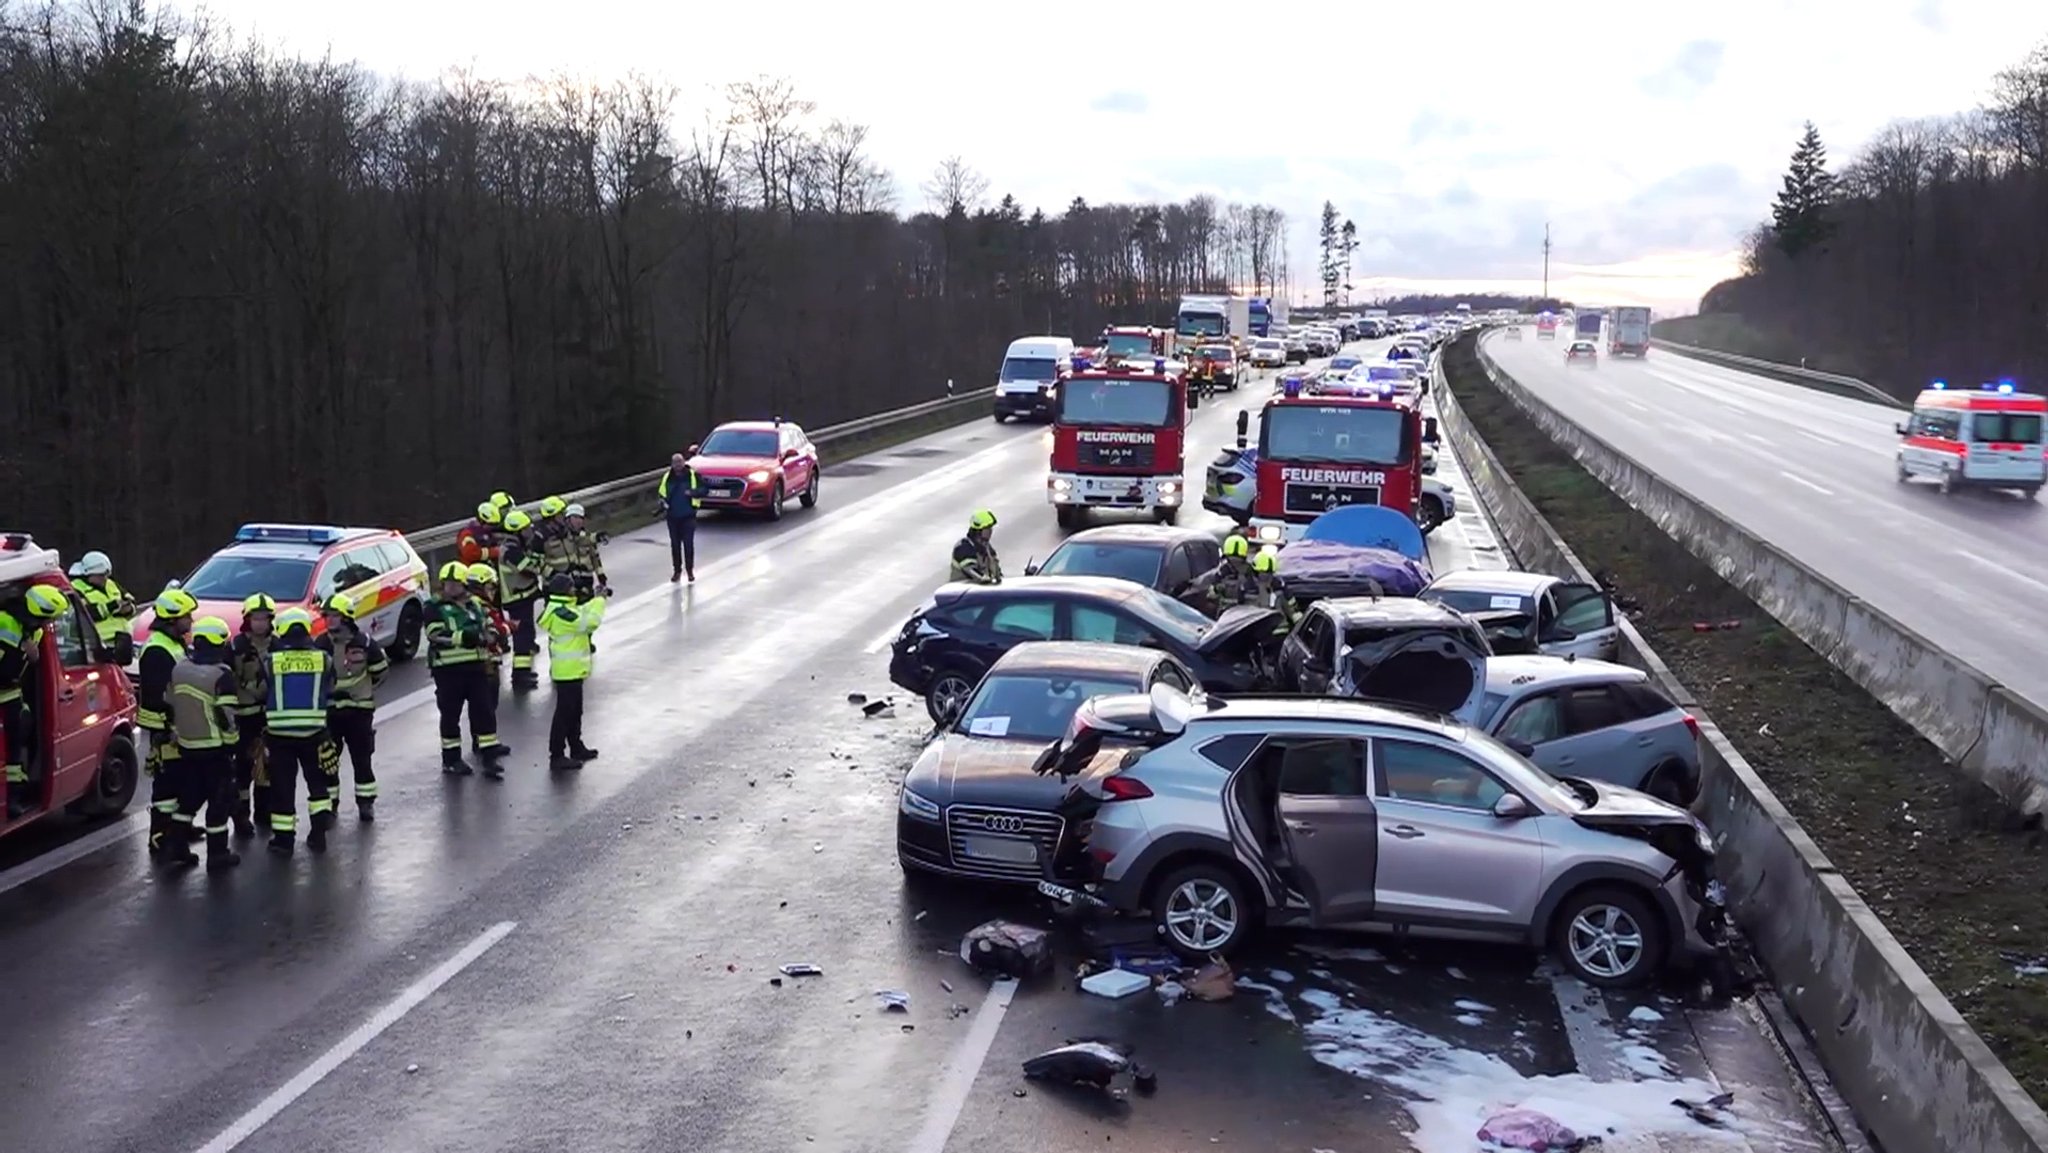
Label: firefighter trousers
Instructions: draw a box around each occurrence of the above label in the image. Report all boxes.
[326,707,377,806]
[472,660,503,751]
[172,748,236,843]
[506,597,539,684]
[548,679,586,758]
[144,730,182,829]
[265,733,332,843]
[433,665,499,765]
[233,714,269,827]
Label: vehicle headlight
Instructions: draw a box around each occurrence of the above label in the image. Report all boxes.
[1051,477,1073,492]
[1158,481,1178,495]
[899,787,942,822]
[746,470,771,484]
[1256,524,1282,542]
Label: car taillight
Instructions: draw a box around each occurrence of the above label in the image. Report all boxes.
[1101,776,1153,801]
[1682,714,1700,740]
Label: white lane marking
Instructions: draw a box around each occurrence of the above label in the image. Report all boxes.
[1548,973,1633,1082]
[0,811,148,896]
[1743,431,1773,446]
[1778,470,1835,497]
[1622,398,1652,415]
[1958,549,2048,597]
[904,977,1018,1153]
[193,920,517,1153]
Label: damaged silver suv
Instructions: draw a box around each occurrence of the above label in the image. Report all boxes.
[1035,686,1726,988]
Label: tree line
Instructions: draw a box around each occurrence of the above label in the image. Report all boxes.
[0,1,1299,590]
[1698,37,2048,399]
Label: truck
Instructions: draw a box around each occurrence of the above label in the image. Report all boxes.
[1048,359,1191,528]
[1535,313,1558,340]
[1574,309,1604,341]
[1232,375,1439,545]
[1097,325,1175,366]
[1607,306,1651,358]
[1174,295,1230,356]
[1227,296,1252,348]
[1248,297,1288,338]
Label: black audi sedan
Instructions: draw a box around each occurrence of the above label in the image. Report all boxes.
[896,642,1197,883]
[1023,524,1223,600]
[886,575,1281,723]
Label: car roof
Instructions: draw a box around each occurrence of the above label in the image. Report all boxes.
[988,641,1167,680]
[1428,569,1559,596]
[215,529,390,559]
[711,420,791,433]
[1198,694,1469,740]
[1054,524,1216,550]
[1315,596,1470,625]
[1485,654,1645,694]
[936,575,1147,604]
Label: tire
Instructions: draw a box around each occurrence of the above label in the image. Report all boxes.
[73,735,139,818]
[1415,495,1446,535]
[924,665,980,725]
[1154,506,1180,526]
[1550,885,1667,988]
[2028,486,2042,502]
[800,470,820,509]
[768,481,786,521]
[1641,760,1692,805]
[993,412,1008,424]
[386,600,425,661]
[1056,506,1082,531]
[1939,469,1957,496]
[1151,862,1257,960]
[1895,458,1910,483]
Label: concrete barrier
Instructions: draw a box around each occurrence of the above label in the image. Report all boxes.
[1435,345,2048,1153]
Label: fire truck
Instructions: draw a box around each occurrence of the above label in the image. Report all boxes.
[1048,358,1191,528]
[1535,313,1559,340]
[1233,375,1439,545]
[1098,325,1176,366]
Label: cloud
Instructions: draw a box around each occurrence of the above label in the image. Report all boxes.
[1638,39,1726,99]
[1407,109,1475,147]
[1089,91,1148,115]
[1913,0,1944,32]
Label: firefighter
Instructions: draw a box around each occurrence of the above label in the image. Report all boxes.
[1184,534,1256,613]
[563,503,609,595]
[456,500,504,568]
[1250,548,1302,631]
[536,494,576,581]
[539,572,607,771]
[67,551,136,646]
[228,594,278,838]
[497,509,544,690]
[950,510,1002,585]
[166,616,241,871]
[263,607,335,857]
[140,589,197,860]
[1,583,65,819]
[318,592,389,822]
[465,561,509,745]
[428,561,507,776]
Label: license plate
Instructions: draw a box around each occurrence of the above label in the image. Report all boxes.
[1038,880,1079,903]
[959,835,1040,864]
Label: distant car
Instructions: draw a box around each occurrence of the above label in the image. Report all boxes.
[1565,340,1598,365]
[1282,334,1310,363]
[1506,325,1523,340]
[687,418,822,519]
[1249,338,1287,368]
[132,523,430,660]
[1325,354,1363,377]
[1025,524,1224,601]
[1478,655,1702,803]
[895,642,1198,882]
[1419,569,1619,661]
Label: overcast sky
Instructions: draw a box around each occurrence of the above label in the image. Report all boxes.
[188,0,2045,312]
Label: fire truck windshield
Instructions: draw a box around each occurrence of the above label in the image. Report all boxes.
[1102,333,1154,358]
[1176,314,1226,338]
[1058,378,1174,427]
[1261,404,1411,465]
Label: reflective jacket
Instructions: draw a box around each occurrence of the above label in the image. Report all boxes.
[537,523,577,578]
[230,631,274,718]
[567,528,605,581]
[264,640,334,738]
[0,608,43,705]
[425,597,490,669]
[136,631,186,732]
[319,623,389,709]
[498,535,543,603]
[78,578,135,644]
[168,658,238,751]
[949,536,1001,585]
[1185,561,1255,612]
[539,594,607,681]
[658,468,704,519]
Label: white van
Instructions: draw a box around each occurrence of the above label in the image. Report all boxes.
[994,335,1075,423]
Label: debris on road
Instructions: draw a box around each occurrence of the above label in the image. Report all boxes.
[1022,1041,1133,1090]
[1079,968,1150,999]
[876,990,911,1012]
[1672,1091,1736,1127]
[1156,980,1186,1006]
[862,698,895,718]
[1476,1107,1585,1150]
[960,919,1053,979]
[847,693,867,705]
[405,1063,420,1075]
[780,963,823,977]
[1184,958,1236,1001]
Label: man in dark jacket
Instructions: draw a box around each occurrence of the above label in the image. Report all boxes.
[657,453,707,583]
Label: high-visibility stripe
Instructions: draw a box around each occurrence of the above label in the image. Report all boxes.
[308,797,334,814]
[356,782,379,798]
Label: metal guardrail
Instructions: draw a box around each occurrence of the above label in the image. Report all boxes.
[1649,338,1905,409]
[406,386,998,554]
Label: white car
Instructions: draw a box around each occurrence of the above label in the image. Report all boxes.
[1248,338,1287,368]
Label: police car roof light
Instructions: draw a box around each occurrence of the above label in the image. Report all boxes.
[235,523,345,546]
[1997,382,2016,394]
[1931,379,1947,389]
[1282,378,1302,398]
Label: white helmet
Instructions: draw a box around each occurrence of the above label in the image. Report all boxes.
[72,550,113,577]
[566,503,586,518]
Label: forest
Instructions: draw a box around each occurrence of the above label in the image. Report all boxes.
[1697,37,2048,399]
[0,2,1302,585]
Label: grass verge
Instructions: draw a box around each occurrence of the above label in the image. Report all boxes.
[1443,335,2048,1106]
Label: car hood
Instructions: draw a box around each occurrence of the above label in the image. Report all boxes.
[907,733,1075,807]
[1568,777,1700,830]
[1199,604,1283,657]
[690,454,779,475]
[1344,627,1489,720]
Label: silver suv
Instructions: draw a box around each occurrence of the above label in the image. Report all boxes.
[1037,687,1725,988]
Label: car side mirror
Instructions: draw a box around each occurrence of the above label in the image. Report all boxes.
[1542,626,1577,643]
[782,448,798,461]
[101,633,135,666]
[1188,388,1200,411]
[686,443,701,456]
[1502,739,1537,758]
[1493,794,1532,819]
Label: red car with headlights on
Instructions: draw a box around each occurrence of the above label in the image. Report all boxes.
[687,418,822,520]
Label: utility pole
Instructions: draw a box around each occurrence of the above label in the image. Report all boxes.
[1541,223,1551,304]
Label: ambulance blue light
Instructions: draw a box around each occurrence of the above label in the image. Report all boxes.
[1931,380,1947,390]
[1153,358,1165,373]
[1998,382,2015,394]
[1282,378,1302,398]
[235,524,344,546]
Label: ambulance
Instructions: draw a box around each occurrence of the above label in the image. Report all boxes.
[1895,381,2046,498]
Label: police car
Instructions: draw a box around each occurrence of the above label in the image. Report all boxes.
[130,524,431,659]
[1896,381,2046,499]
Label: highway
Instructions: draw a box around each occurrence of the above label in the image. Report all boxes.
[0,344,1834,1153]
[1484,334,2048,708]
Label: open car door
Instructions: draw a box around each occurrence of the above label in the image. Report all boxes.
[1543,583,1619,661]
[1222,735,1379,924]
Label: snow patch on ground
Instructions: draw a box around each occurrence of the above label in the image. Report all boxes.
[1455,1014,1486,1027]
[1452,999,1495,1013]
[1621,1044,1676,1079]
[1265,968,1297,983]
[1627,1005,1666,1023]
[1233,978,1298,1024]
[1296,998,1746,1152]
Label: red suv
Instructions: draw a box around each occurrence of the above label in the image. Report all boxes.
[687,419,822,520]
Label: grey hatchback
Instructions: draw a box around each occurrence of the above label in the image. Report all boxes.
[1481,656,1701,804]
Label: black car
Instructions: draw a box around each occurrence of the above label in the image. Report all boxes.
[887,576,1282,723]
[1276,596,1492,717]
[896,641,1197,882]
[1024,524,1223,601]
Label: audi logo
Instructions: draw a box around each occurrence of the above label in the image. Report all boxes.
[981,814,1027,834]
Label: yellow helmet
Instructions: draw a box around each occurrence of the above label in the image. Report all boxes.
[242,593,278,616]
[968,509,997,532]
[22,583,65,619]
[1253,548,1279,574]
[477,501,503,527]
[437,561,470,584]
[321,592,358,619]
[503,509,533,533]
[489,491,514,510]
[154,589,198,620]
[274,606,315,636]
[188,616,232,646]
[538,495,567,519]
[1222,534,1250,559]
[465,562,496,585]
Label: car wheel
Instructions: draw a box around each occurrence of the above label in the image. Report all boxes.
[1551,885,1666,988]
[1056,506,1082,531]
[1641,760,1692,805]
[1152,862,1255,960]
[1154,505,1180,526]
[924,666,979,725]
[387,600,425,661]
[73,736,139,818]
[1895,458,1910,483]
[993,411,1008,424]
[1939,469,1957,496]
[1415,495,1446,534]
[768,481,786,520]
[800,469,820,509]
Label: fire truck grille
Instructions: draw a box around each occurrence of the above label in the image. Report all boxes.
[1076,442,1156,470]
[1282,482,1382,518]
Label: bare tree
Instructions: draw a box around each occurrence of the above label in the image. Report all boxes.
[921,154,988,215]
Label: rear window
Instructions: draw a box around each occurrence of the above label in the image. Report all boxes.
[1973,413,2044,444]
[1037,542,1165,586]
[1002,356,1059,383]
[182,552,317,602]
[1427,589,1532,616]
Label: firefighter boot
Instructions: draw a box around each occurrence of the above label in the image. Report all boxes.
[268,834,294,858]
[307,810,334,853]
[164,821,199,868]
[206,830,241,872]
[549,755,581,772]
[232,802,256,840]
[147,808,167,860]
[571,744,600,762]
[442,747,475,777]
[481,744,509,780]
[358,797,375,823]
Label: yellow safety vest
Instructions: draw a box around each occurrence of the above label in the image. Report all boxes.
[658,468,703,508]
[136,632,186,730]
[168,659,237,751]
[79,579,133,644]
[0,609,44,705]
[539,595,607,681]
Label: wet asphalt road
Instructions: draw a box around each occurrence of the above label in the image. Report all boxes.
[1,345,1839,1153]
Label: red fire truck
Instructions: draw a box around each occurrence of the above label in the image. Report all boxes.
[1536,313,1559,340]
[1098,325,1173,364]
[1048,358,1192,528]
[1234,375,1439,546]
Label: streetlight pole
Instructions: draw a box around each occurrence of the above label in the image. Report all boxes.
[1542,223,1551,304]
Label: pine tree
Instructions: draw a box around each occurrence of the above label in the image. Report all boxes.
[1318,201,1341,307]
[1339,219,1358,305]
[1770,122,1836,260]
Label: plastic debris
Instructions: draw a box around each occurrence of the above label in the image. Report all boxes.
[405,1063,421,1075]
[1673,1090,1736,1127]
[847,692,867,705]
[1184,958,1236,1002]
[876,990,911,1012]
[780,964,823,977]
[1156,981,1186,1006]
[1021,1041,1131,1088]
[960,920,1053,979]
[862,698,894,717]
[1080,969,1150,999]
[1476,1107,1585,1150]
